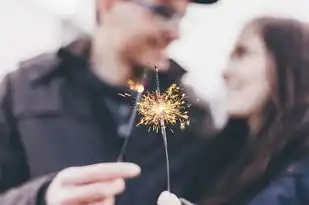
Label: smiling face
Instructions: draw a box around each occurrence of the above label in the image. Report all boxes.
[223,25,275,118]
[96,0,188,70]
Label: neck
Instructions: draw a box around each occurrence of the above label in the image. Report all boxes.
[90,33,132,86]
[248,113,262,136]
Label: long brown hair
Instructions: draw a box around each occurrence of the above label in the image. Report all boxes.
[203,17,309,205]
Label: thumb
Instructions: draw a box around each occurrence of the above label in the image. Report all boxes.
[157,191,181,205]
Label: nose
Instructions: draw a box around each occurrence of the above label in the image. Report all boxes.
[222,67,231,83]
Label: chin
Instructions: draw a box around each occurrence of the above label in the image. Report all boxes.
[155,60,170,71]
[226,107,250,118]
[140,59,170,71]
[151,51,170,71]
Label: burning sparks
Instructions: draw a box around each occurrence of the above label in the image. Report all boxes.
[127,79,144,93]
[137,83,190,132]
[118,92,132,97]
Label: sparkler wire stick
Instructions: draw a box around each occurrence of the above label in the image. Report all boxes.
[117,91,143,162]
[161,119,171,191]
[155,66,171,192]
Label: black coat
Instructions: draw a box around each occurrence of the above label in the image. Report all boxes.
[0,39,213,205]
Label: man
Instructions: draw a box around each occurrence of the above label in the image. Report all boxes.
[0,0,218,204]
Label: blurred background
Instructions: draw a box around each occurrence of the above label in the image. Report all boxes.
[1,0,309,126]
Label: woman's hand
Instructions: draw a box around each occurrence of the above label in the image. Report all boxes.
[157,191,181,205]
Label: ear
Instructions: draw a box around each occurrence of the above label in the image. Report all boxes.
[96,0,117,24]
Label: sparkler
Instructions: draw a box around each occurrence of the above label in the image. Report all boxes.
[137,66,190,191]
[137,68,190,132]
[117,71,148,162]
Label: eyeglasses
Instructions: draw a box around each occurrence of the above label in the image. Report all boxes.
[131,0,185,29]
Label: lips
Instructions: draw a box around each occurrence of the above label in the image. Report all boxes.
[228,84,241,91]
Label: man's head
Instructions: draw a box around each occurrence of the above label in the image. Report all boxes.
[94,0,217,72]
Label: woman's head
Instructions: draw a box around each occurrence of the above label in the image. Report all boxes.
[223,17,309,129]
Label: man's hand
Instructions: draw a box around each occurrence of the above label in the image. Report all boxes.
[45,162,141,205]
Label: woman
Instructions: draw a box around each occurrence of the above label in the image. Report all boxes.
[158,16,309,205]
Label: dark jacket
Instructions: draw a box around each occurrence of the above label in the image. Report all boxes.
[0,39,212,205]
[181,156,309,205]
[248,155,309,205]
[219,119,309,205]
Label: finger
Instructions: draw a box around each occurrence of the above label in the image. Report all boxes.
[62,179,125,204]
[157,191,181,205]
[91,197,115,205]
[179,198,196,205]
[61,162,141,185]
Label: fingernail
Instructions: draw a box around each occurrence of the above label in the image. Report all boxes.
[162,191,170,195]
[127,163,141,174]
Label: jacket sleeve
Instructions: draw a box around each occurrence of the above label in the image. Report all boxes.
[0,74,55,205]
[248,174,309,205]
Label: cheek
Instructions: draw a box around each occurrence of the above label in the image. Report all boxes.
[226,61,271,117]
[123,25,159,51]
[226,81,270,117]
[125,29,164,57]
[115,13,157,49]
[123,33,157,61]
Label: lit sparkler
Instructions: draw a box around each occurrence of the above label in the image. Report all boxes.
[137,83,190,132]
[137,66,190,191]
[117,71,148,162]
[128,79,145,93]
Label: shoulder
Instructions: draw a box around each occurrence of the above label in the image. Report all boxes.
[249,155,309,205]
[0,52,66,118]
[0,52,58,102]
[8,52,61,84]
